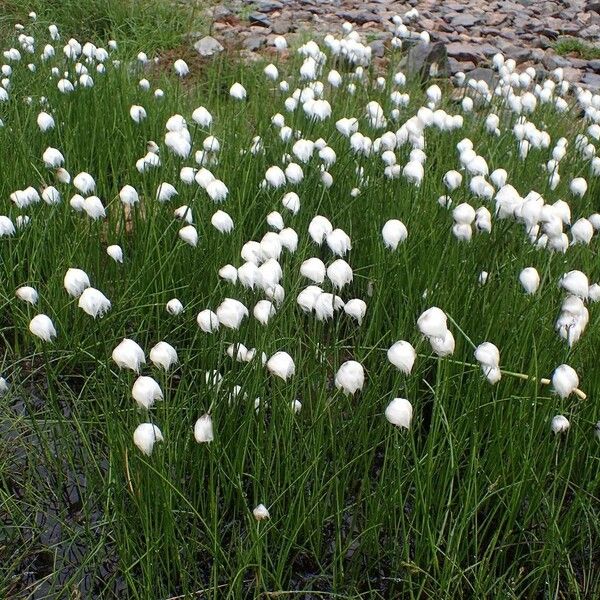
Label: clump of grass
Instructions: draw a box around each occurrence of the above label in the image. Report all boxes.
[554,37,600,60]
[0,0,204,56]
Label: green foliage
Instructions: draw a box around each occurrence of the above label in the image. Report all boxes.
[0,0,202,56]
[554,37,600,60]
[0,22,599,600]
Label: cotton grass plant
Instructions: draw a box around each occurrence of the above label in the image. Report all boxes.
[1,9,599,599]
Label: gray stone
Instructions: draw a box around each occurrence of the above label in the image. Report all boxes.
[563,67,583,82]
[338,11,381,24]
[370,39,386,58]
[272,19,293,34]
[542,53,571,70]
[446,41,484,62]
[497,43,531,63]
[559,23,583,35]
[537,36,555,50]
[243,36,266,51]
[451,14,480,27]
[194,36,224,57]
[212,5,233,20]
[257,0,283,11]
[587,59,600,73]
[249,12,271,27]
[406,42,450,79]
[531,48,545,62]
[581,71,600,88]
[581,24,600,38]
[534,27,559,40]
[448,58,476,74]
[587,2,600,14]
[465,67,497,87]
[487,13,508,26]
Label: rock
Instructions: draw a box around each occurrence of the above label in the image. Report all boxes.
[587,59,600,73]
[194,36,224,57]
[451,14,481,27]
[446,41,484,62]
[580,24,600,39]
[369,39,386,58]
[479,42,502,57]
[445,1,466,11]
[406,42,450,79]
[338,11,381,24]
[496,43,531,63]
[531,48,546,62]
[587,2,600,14]
[537,36,555,50]
[559,23,583,35]
[212,5,233,20]
[571,57,591,69]
[542,53,571,70]
[581,71,600,87]
[534,27,559,39]
[464,67,497,87]
[256,0,283,11]
[563,66,583,82]
[487,13,508,26]
[448,58,476,74]
[272,19,293,34]
[243,36,266,51]
[249,12,271,27]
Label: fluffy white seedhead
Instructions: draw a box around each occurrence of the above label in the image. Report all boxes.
[29,314,57,342]
[314,292,344,321]
[132,376,163,409]
[194,414,214,443]
[254,300,276,326]
[197,309,220,333]
[551,415,570,434]
[253,503,270,521]
[327,259,353,289]
[385,398,413,429]
[149,341,178,371]
[334,360,365,395]
[78,287,111,318]
[112,338,145,373]
[326,229,351,256]
[266,351,295,381]
[179,225,198,247]
[297,285,323,313]
[216,298,248,330]
[474,342,500,368]
[382,219,408,250]
[387,341,416,374]
[107,245,123,263]
[429,329,455,357]
[519,267,540,294]
[64,268,90,297]
[551,364,579,398]
[417,307,447,338]
[211,210,234,233]
[166,298,184,315]
[559,270,589,299]
[344,299,367,325]
[16,286,38,305]
[301,258,326,283]
[133,423,163,455]
[230,82,247,100]
[308,215,333,245]
[119,185,140,206]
